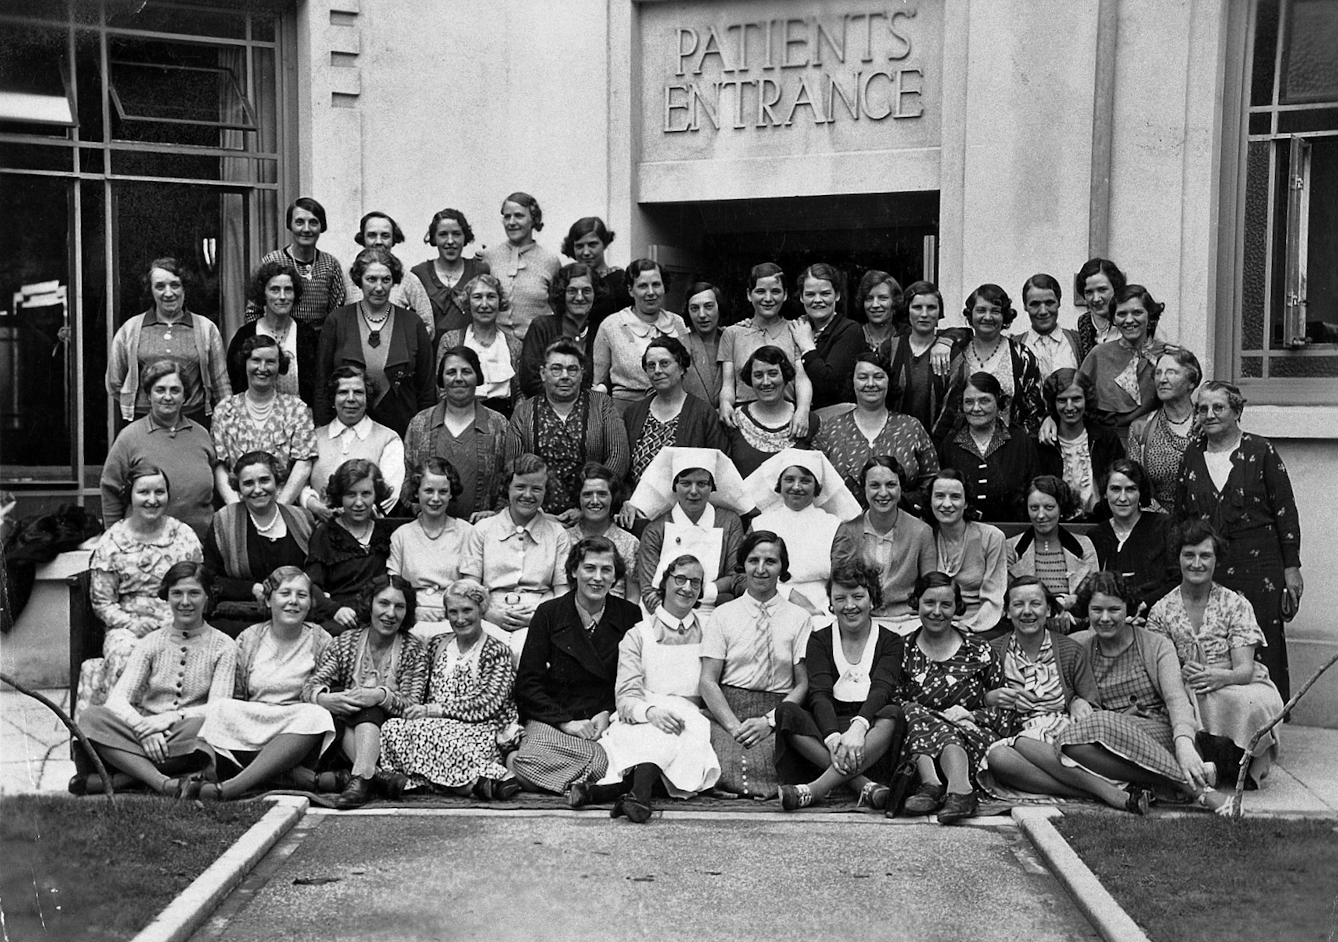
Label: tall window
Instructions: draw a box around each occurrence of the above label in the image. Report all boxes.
[0,0,290,486]
[1241,0,1338,384]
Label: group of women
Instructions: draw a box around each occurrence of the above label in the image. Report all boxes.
[83,199,1304,821]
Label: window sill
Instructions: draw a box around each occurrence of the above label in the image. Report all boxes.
[1241,405,1338,440]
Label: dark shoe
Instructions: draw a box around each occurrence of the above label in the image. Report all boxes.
[492,777,522,801]
[183,775,224,802]
[1124,785,1152,816]
[611,794,653,824]
[779,784,815,812]
[372,770,409,799]
[316,770,352,793]
[902,783,946,816]
[335,775,374,809]
[858,782,891,810]
[937,791,979,825]
[567,781,593,808]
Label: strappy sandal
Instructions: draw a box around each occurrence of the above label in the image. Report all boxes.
[162,777,190,799]
[180,774,224,802]
[858,782,891,810]
[780,784,816,811]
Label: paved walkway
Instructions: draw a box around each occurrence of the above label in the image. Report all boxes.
[6,685,1335,814]
[188,812,1100,942]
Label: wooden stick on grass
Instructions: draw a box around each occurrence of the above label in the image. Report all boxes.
[0,672,116,803]
[1226,650,1338,819]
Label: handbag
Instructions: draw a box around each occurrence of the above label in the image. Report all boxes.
[884,759,920,816]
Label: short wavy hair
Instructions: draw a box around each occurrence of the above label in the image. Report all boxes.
[501,191,544,231]
[1075,257,1127,297]
[229,450,284,492]
[658,554,705,607]
[460,272,510,313]
[1101,458,1154,509]
[247,259,306,312]
[1042,368,1095,421]
[859,454,910,492]
[355,211,406,247]
[735,530,791,582]
[139,358,187,397]
[642,335,691,372]
[899,279,944,324]
[285,196,327,231]
[157,560,217,607]
[1169,517,1228,558]
[437,344,484,389]
[423,207,475,246]
[561,216,615,257]
[326,364,378,407]
[232,333,291,378]
[1021,273,1063,306]
[349,246,403,286]
[741,345,796,387]
[410,456,464,503]
[549,262,607,318]
[856,269,903,316]
[564,535,627,585]
[121,462,171,508]
[1004,575,1060,617]
[444,578,490,617]
[1198,380,1247,418]
[575,461,625,515]
[357,574,418,633]
[326,458,392,507]
[261,566,313,609]
[826,559,883,612]
[910,571,966,615]
[1074,571,1139,618]
[1023,474,1080,520]
[964,283,1017,329]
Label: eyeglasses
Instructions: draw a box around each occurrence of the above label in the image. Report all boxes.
[545,364,583,376]
[565,288,594,299]
[669,574,703,590]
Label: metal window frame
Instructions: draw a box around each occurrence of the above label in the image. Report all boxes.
[108,59,259,131]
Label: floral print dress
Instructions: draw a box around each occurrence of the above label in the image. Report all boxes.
[899,628,1008,778]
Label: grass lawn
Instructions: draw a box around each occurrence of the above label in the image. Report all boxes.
[1,794,269,942]
[1054,812,1338,942]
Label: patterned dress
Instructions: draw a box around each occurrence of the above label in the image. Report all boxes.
[1146,584,1283,759]
[210,392,319,481]
[1054,641,1182,781]
[630,413,679,479]
[1127,409,1190,509]
[535,393,591,515]
[79,519,204,714]
[1176,432,1301,699]
[899,628,1008,781]
[379,634,518,789]
[725,405,819,479]
[813,410,939,511]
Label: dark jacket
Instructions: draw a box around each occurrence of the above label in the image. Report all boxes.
[939,423,1040,522]
[518,313,595,399]
[801,313,866,409]
[622,391,727,462]
[315,303,437,436]
[1037,420,1126,503]
[1089,511,1179,608]
[515,591,641,725]
[804,626,905,739]
[227,318,321,408]
[411,257,490,337]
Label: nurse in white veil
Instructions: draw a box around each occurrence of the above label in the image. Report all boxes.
[745,448,862,620]
[624,447,753,616]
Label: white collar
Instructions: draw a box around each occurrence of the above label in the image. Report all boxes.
[670,501,716,529]
[328,416,373,440]
[654,606,698,635]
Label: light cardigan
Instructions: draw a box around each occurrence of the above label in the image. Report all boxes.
[591,308,690,400]
[301,627,428,715]
[479,240,561,341]
[106,311,230,420]
[106,623,236,724]
[1072,626,1199,743]
[989,629,1099,708]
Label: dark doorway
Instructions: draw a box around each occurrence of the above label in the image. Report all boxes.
[641,191,938,327]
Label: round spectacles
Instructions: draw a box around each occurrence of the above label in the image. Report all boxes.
[669,574,703,590]
[565,287,595,299]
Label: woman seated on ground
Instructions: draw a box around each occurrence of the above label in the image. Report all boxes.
[303,366,404,519]
[304,458,398,634]
[77,562,235,797]
[746,448,862,619]
[1089,458,1178,609]
[388,458,474,630]
[1005,476,1099,632]
[725,345,822,478]
[924,470,1007,635]
[566,462,639,602]
[814,350,939,514]
[623,336,727,480]
[979,578,1100,799]
[622,447,751,614]
[1146,521,1284,788]
[570,555,721,821]
[775,561,908,813]
[100,359,217,539]
[204,451,317,637]
[302,575,427,808]
[937,372,1039,523]
[897,572,1009,824]
[510,537,642,794]
[831,457,937,633]
[459,453,572,657]
[1043,572,1230,813]
[379,578,521,800]
[82,465,204,711]
[1036,368,1124,518]
[435,273,523,417]
[213,334,318,506]
[196,567,338,799]
[699,531,813,800]
[1076,285,1166,441]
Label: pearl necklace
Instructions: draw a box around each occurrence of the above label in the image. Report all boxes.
[245,392,276,422]
[251,507,280,535]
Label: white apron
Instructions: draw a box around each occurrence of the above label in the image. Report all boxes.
[597,619,721,797]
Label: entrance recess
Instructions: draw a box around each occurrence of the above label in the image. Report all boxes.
[644,191,938,325]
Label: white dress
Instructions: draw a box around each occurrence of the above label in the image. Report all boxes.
[753,504,843,614]
[597,616,721,797]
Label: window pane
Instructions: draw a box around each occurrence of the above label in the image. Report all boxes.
[0,22,74,135]
[1277,108,1338,132]
[1266,355,1338,376]
[108,38,256,146]
[1301,137,1338,343]
[1242,142,1271,351]
[1281,0,1338,104]
[0,174,75,476]
[1252,0,1280,107]
[107,3,249,39]
[81,179,109,463]
[1241,356,1263,378]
